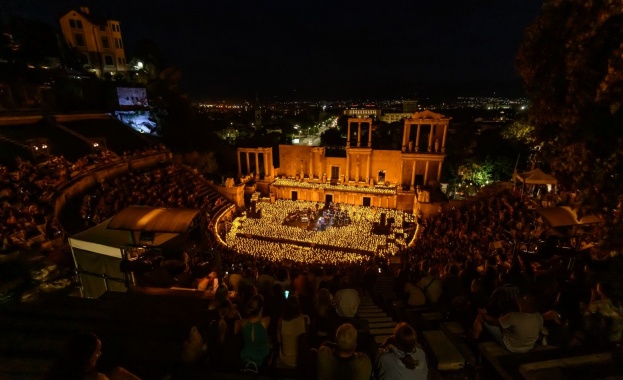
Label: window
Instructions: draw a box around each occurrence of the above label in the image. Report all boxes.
[76,20,83,29]
[114,39,120,49]
[118,57,122,65]
[119,39,123,49]
[104,55,114,66]
[69,19,76,28]
[75,33,85,47]
[101,37,109,49]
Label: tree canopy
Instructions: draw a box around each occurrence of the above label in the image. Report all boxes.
[516,0,623,233]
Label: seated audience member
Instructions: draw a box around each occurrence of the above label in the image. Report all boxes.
[47,332,141,380]
[417,268,442,304]
[207,300,242,370]
[488,271,520,317]
[472,295,544,353]
[404,272,426,307]
[376,323,428,380]
[277,295,310,368]
[311,288,339,347]
[584,281,623,345]
[238,294,271,370]
[334,276,360,318]
[542,287,583,347]
[316,323,372,380]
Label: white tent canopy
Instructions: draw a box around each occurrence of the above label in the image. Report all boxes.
[515,168,557,185]
[69,218,179,298]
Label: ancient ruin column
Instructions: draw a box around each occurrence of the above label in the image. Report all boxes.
[400,160,404,186]
[357,123,361,147]
[428,125,434,152]
[270,152,275,177]
[355,154,360,182]
[309,151,313,178]
[246,152,250,174]
[344,152,349,182]
[410,160,417,188]
[366,154,371,183]
[368,123,372,147]
[237,152,242,176]
[415,125,421,152]
[424,161,430,185]
[441,123,448,153]
[437,161,443,182]
[402,123,409,152]
[263,151,269,177]
[347,122,351,147]
[255,152,260,175]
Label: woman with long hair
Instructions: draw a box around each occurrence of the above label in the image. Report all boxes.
[375,323,428,380]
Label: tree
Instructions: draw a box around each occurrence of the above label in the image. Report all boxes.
[516,0,623,242]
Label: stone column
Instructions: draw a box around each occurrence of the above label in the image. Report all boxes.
[309,151,313,178]
[355,154,360,182]
[441,123,448,153]
[345,153,350,181]
[357,123,361,147]
[415,124,421,152]
[424,161,430,185]
[368,123,372,147]
[263,152,269,177]
[410,160,417,188]
[245,152,250,174]
[347,122,351,147]
[402,123,409,152]
[366,154,371,183]
[437,161,443,182]
[255,152,260,176]
[237,151,242,176]
[428,125,434,152]
[270,152,275,177]
[400,159,404,186]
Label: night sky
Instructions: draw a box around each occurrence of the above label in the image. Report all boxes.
[2,0,543,100]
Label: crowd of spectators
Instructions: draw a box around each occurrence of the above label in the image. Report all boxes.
[0,159,67,254]
[393,191,622,352]
[77,164,228,229]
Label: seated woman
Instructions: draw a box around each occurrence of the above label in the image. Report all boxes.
[207,300,242,370]
[376,323,428,380]
[47,332,141,380]
[584,281,623,346]
[310,288,339,348]
[237,294,271,371]
[277,295,310,368]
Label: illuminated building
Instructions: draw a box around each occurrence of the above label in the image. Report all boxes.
[59,7,127,77]
[238,110,451,214]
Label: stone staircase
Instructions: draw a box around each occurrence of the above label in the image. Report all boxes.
[358,278,397,345]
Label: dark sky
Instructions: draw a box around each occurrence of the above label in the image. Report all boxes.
[2,0,543,100]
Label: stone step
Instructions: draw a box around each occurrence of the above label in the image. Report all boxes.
[370,327,396,335]
[358,312,387,318]
[358,306,383,312]
[369,321,397,329]
[366,317,394,323]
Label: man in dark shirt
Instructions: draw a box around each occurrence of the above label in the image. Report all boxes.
[317,323,372,380]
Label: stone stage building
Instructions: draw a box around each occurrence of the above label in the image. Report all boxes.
[237,110,451,215]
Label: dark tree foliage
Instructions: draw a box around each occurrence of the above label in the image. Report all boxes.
[516,0,623,237]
